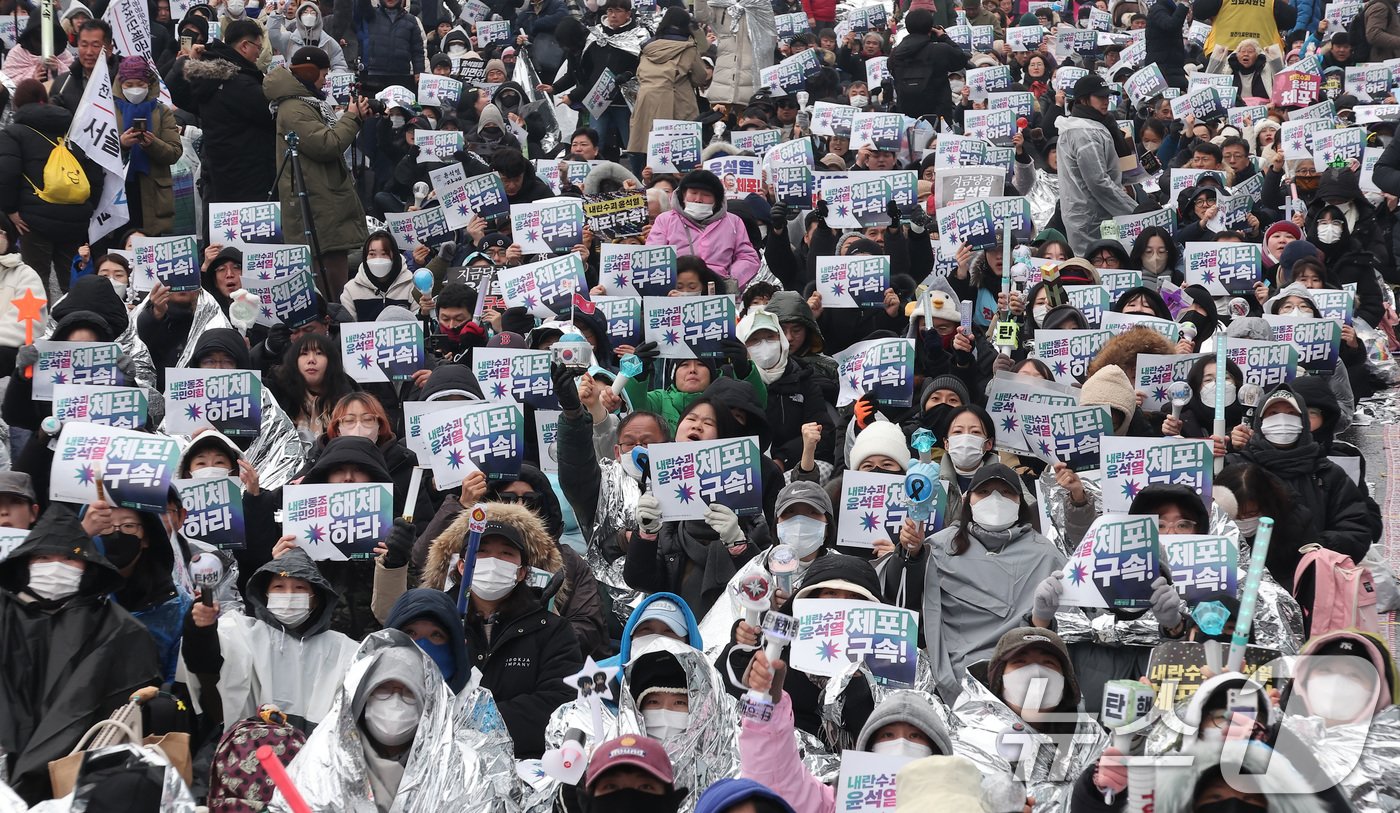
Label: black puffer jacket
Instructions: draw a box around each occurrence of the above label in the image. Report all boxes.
[0,102,104,239]
[1146,0,1189,89]
[763,359,835,471]
[171,41,277,203]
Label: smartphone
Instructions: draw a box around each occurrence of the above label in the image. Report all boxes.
[133,118,147,133]
[181,35,192,51]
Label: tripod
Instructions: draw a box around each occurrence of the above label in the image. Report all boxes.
[270,130,332,298]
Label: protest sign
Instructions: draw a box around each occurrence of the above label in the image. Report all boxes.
[1064,285,1110,328]
[51,423,180,511]
[208,202,282,246]
[771,164,815,208]
[985,372,1080,455]
[647,130,703,173]
[270,269,320,328]
[597,244,677,296]
[1100,436,1212,512]
[1032,329,1111,383]
[1309,288,1354,325]
[811,102,858,137]
[1098,269,1144,301]
[176,476,245,550]
[511,197,586,254]
[409,205,453,247]
[835,751,910,813]
[416,74,463,108]
[1101,312,1181,345]
[1019,403,1113,472]
[132,235,200,292]
[1311,127,1365,168]
[1224,338,1300,388]
[832,338,916,408]
[164,368,262,437]
[429,163,475,230]
[731,128,784,154]
[816,255,891,309]
[244,244,312,284]
[595,295,644,348]
[1161,534,1238,602]
[703,155,765,198]
[340,321,424,384]
[414,130,464,161]
[850,112,905,151]
[283,482,393,561]
[963,108,1015,144]
[497,253,586,318]
[837,470,944,549]
[462,172,509,220]
[420,402,525,488]
[1112,208,1176,249]
[1060,514,1161,610]
[1264,315,1341,373]
[403,400,460,461]
[649,436,764,520]
[471,348,557,408]
[583,191,648,239]
[1147,641,1281,705]
[1135,352,1207,412]
[935,199,996,253]
[34,341,121,400]
[643,295,736,359]
[52,385,146,429]
[1183,242,1261,296]
[791,599,919,685]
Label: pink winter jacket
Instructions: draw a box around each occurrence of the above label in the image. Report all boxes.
[646,209,762,288]
[738,692,836,813]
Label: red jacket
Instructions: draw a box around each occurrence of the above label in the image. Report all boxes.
[801,0,836,22]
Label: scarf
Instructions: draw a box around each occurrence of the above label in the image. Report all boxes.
[676,520,741,613]
[1071,102,1134,159]
[116,97,158,176]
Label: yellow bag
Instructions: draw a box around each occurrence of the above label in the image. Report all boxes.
[22,127,92,205]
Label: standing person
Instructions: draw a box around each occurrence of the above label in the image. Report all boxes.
[264,47,370,297]
[645,171,761,290]
[112,57,183,237]
[627,8,705,172]
[1055,74,1139,257]
[888,10,968,125]
[1363,0,1400,61]
[555,0,643,159]
[50,21,117,114]
[353,0,425,92]
[0,81,102,300]
[269,2,350,71]
[1147,0,1189,89]
[1193,0,1295,52]
[697,0,774,111]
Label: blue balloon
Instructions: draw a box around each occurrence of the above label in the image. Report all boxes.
[413,268,435,294]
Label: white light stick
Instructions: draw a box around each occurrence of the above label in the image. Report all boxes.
[1227,517,1273,673]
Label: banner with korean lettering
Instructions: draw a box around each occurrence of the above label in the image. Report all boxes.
[816,255,891,309]
[428,163,475,230]
[1264,315,1341,373]
[731,128,783,154]
[1018,402,1112,472]
[164,368,262,437]
[643,295,736,359]
[1183,242,1260,296]
[471,347,557,408]
[1094,271,1141,302]
[176,476,245,550]
[1032,329,1110,384]
[133,235,200,292]
[270,269,320,328]
[244,243,311,284]
[595,296,644,349]
[511,197,585,254]
[1060,514,1161,610]
[1135,352,1206,412]
[1100,436,1212,512]
[420,402,525,488]
[811,102,858,137]
[598,244,676,296]
[832,337,915,408]
[1224,338,1299,388]
[340,321,424,384]
[791,599,918,684]
[934,166,1004,208]
[462,172,509,220]
[818,174,887,229]
[837,470,943,549]
[1161,534,1238,603]
[771,164,815,208]
[497,253,586,319]
[963,108,1015,144]
[850,112,905,151]
[704,155,764,198]
[836,750,911,813]
[582,191,648,239]
[759,48,822,94]
[847,3,887,31]
[102,0,152,62]
[647,130,702,173]
[409,205,453,246]
[51,422,180,512]
[650,436,763,520]
[416,74,463,108]
[1101,312,1181,345]
[984,372,1080,455]
[403,400,460,461]
[1311,127,1365,168]
[52,385,147,429]
[776,11,808,35]
[67,55,124,176]
[936,199,997,252]
[1112,208,1175,249]
[1064,285,1110,328]
[208,202,282,246]
[34,341,121,400]
[1309,288,1354,325]
[282,482,392,561]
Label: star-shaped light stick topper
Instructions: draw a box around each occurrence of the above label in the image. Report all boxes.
[12,288,46,380]
[564,656,620,704]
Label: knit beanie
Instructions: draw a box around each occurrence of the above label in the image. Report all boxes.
[848,421,910,471]
[1079,364,1136,434]
[117,55,153,83]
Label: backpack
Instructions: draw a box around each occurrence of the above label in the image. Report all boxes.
[206,711,307,812]
[22,127,91,206]
[1292,543,1380,638]
[1348,7,1371,62]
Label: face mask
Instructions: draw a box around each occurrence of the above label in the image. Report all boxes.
[470,556,519,601]
[1260,413,1302,446]
[108,278,127,299]
[922,402,955,436]
[102,533,143,569]
[946,434,987,472]
[1032,305,1049,325]
[415,637,456,680]
[363,692,420,745]
[950,79,965,94]
[448,45,467,56]
[1234,516,1259,536]
[1306,673,1373,722]
[266,592,313,627]
[300,11,317,26]
[190,465,229,479]
[423,116,438,129]
[27,561,84,601]
[971,492,1020,532]
[1199,380,1236,408]
[776,515,827,558]
[631,633,672,656]
[390,115,406,129]
[339,421,377,440]
[1000,663,1064,712]
[871,738,934,759]
[227,0,244,13]
[1316,223,1343,244]
[1142,254,1168,274]
[586,788,683,813]
[366,257,394,277]
[683,201,713,219]
[850,94,869,107]
[122,87,147,102]
[748,338,782,369]
[642,708,690,741]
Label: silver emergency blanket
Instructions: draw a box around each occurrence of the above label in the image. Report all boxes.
[949,669,1108,813]
[1357,313,1400,387]
[1037,467,1303,654]
[586,458,646,629]
[42,289,164,426]
[697,550,797,656]
[534,694,630,813]
[819,658,948,752]
[0,780,20,813]
[1026,172,1060,235]
[1277,707,1400,813]
[698,0,776,97]
[510,53,563,156]
[25,743,197,813]
[270,630,518,813]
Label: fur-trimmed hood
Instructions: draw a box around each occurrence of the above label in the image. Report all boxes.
[421,501,564,592]
[181,56,242,82]
[581,160,640,195]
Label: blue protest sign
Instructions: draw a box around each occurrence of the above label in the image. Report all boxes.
[1101,436,1212,512]
[244,244,312,282]
[836,470,944,548]
[51,385,147,429]
[1064,285,1111,328]
[463,173,509,219]
[207,202,282,244]
[1161,534,1238,603]
[341,321,425,383]
[472,347,558,409]
[816,255,891,309]
[771,165,815,208]
[1265,315,1341,374]
[1031,328,1111,383]
[511,197,586,254]
[643,295,737,359]
[270,269,320,328]
[649,436,764,519]
[51,424,181,512]
[164,368,262,437]
[176,476,246,550]
[832,337,916,408]
[1225,338,1299,388]
[497,253,587,318]
[1019,402,1113,472]
[595,295,645,348]
[133,235,200,292]
[598,244,677,297]
[1061,514,1161,610]
[34,341,122,400]
[791,599,919,685]
[420,402,525,487]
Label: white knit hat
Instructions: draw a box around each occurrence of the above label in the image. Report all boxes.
[848,420,910,472]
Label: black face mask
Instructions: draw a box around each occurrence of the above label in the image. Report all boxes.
[580,788,684,813]
[922,402,956,437]
[1196,798,1266,813]
[103,532,144,570]
[1179,311,1215,345]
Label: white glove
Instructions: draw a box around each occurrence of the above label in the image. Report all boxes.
[704,502,744,546]
[1032,572,1064,624]
[636,493,662,535]
[1150,575,1184,630]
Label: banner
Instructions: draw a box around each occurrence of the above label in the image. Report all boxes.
[1060,514,1161,610]
[850,112,905,151]
[643,295,736,359]
[270,269,320,328]
[835,750,911,813]
[1135,352,1207,412]
[1311,126,1365,168]
[1018,402,1113,472]
[598,244,676,296]
[810,102,857,137]
[340,321,424,383]
[935,199,996,252]
[511,197,586,254]
[819,174,893,229]
[414,130,464,162]
[1183,242,1261,297]
[208,202,282,246]
[649,436,764,520]
[164,368,262,437]
[475,18,511,47]
[416,74,463,108]
[759,48,822,93]
[471,347,557,408]
[497,253,587,318]
[1100,311,1180,344]
[1225,338,1300,387]
[791,598,918,685]
[52,384,146,429]
[582,191,648,239]
[816,255,891,309]
[282,482,393,561]
[1112,208,1175,249]
[1161,534,1238,602]
[704,155,764,197]
[985,372,1080,454]
[766,137,815,169]
[462,172,509,220]
[595,295,644,348]
[420,402,525,488]
[647,130,702,173]
[1263,315,1341,373]
[66,54,124,176]
[963,108,1015,144]
[934,166,1005,207]
[244,244,311,282]
[133,235,200,292]
[1100,436,1212,512]
[836,470,943,548]
[176,476,245,550]
[50,422,180,511]
[1031,329,1111,383]
[832,337,916,408]
[34,341,121,400]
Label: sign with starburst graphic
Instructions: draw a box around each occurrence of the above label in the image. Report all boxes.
[164,368,261,437]
[1061,514,1161,610]
[649,436,762,521]
[985,371,1080,455]
[771,165,814,209]
[462,172,510,220]
[1134,352,1207,413]
[207,202,282,248]
[791,598,918,685]
[1184,242,1261,297]
[1263,315,1341,374]
[832,337,915,408]
[1031,328,1111,384]
[818,174,894,229]
[1100,436,1212,513]
[132,235,200,293]
[646,130,702,173]
[243,244,312,286]
[836,470,943,549]
[420,402,524,489]
[50,422,181,511]
[594,296,644,349]
[497,253,586,319]
[1161,534,1238,603]
[176,475,246,550]
[471,347,557,408]
[598,244,676,297]
[340,321,424,384]
[238,275,282,328]
[34,340,121,400]
[1101,312,1180,346]
[282,482,392,561]
[429,162,475,230]
[643,295,737,359]
[934,198,996,253]
[1018,402,1113,473]
[52,385,147,429]
[511,197,585,255]
[403,400,461,460]
[816,256,890,310]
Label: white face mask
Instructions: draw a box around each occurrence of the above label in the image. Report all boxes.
[850,94,869,107]
[363,692,421,745]
[1000,664,1064,713]
[1260,413,1302,446]
[470,556,519,601]
[683,201,713,219]
[190,465,230,479]
[642,708,690,741]
[1306,673,1373,723]
[1032,305,1049,325]
[108,277,127,299]
[946,434,987,472]
[448,45,467,57]
[28,561,84,601]
[266,592,313,627]
[870,738,934,759]
[423,116,438,129]
[971,492,1020,532]
[1200,380,1236,407]
[390,115,406,129]
[748,338,782,370]
[122,86,147,103]
[776,515,826,558]
[1234,515,1259,536]
[226,0,245,13]
[339,422,377,440]
[950,79,966,95]
[631,633,671,656]
[366,257,394,277]
[1316,223,1343,244]
[300,11,318,26]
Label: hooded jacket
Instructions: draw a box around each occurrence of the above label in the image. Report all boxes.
[1154,742,1328,813]
[1147,0,1190,89]
[353,0,426,79]
[766,290,838,397]
[172,39,277,204]
[0,506,161,804]
[269,2,349,70]
[110,510,189,684]
[340,231,420,320]
[1055,115,1140,257]
[383,588,472,692]
[646,170,762,288]
[0,101,103,239]
[612,590,703,667]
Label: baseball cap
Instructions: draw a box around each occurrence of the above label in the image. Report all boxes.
[290,46,331,70]
[775,480,833,520]
[635,598,689,638]
[0,472,37,503]
[479,232,511,249]
[584,735,675,792]
[1071,73,1111,99]
[487,331,527,348]
[968,462,1023,498]
[480,520,528,566]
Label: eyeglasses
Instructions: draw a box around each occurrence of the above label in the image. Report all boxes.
[497,492,541,506]
[370,685,419,702]
[107,522,144,536]
[337,416,378,429]
[1159,519,1198,533]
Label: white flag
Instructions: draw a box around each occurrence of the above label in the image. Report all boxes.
[89,166,130,245]
[102,0,151,60]
[68,55,125,177]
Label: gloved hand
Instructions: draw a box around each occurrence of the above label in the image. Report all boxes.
[719,337,752,379]
[906,204,931,234]
[265,322,290,359]
[115,354,137,387]
[1032,572,1064,625]
[383,518,416,569]
[853,393,877,430]
[15,343,38,373]
[887,199,902,228]
[704,502,744,546]
[634,340,660,379]
[1150,575,1184,630]
[1093,747,1128,794]
[816,199,830,225]
[636,493,662,535]
[770,202,790,227]
[551,361,583,412]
